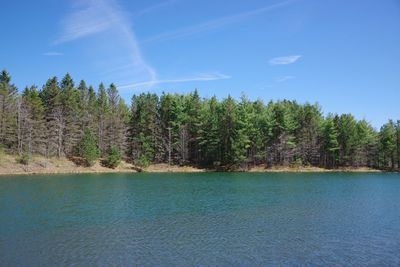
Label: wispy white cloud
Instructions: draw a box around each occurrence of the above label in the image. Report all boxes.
[43,51,63,56]
[55,0,233,89]
[269,55,302,65]
[133,0,178,17]
[142,0,293,43]
[276,75,295,82]
[55,0,156,84]
[118,72,230,89]
[55,1,114,44]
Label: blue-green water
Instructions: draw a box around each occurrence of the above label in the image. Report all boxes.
[1,172,400,266]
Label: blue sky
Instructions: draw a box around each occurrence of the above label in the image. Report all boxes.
[1,0,399,128]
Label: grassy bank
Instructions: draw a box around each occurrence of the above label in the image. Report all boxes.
[0,154,137,176]
[0,154,384,176]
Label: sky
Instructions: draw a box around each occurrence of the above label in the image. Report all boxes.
[1,0,399,128]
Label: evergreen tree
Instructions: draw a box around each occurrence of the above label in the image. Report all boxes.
[322,115,339,168]
[78,129,99,166]
[268,101,299,166]
[295,103,322,166]
[87,85,98,134]
[40,77,64,158]
[130,93,161,164]
[106,84,129,154]
[159,93,174,164]
[197,96,221,166]
[186,90,202,164]
[379,120,397,169]
[0,69,398,171]
[0,70,18,152]
[61,73,80,156]
[97,83,109,156]
[354,120,378,167]
[336,114,358,166]
[219,96,237,167]
[20,86,46,156]
[105,145,122,169]
[77,80,89,132]
[233,95,252,168]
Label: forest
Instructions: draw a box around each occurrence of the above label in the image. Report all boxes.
[0,69,399,170]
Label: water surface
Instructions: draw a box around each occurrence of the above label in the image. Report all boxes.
[1,172,400,266]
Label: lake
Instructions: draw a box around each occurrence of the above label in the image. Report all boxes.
[1,172,400,266]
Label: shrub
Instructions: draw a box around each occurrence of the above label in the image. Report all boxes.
[0,145,4,164]
[77,129,99,167]
[137,155,150,168]
[292,157,303,167]
[17,153,31,165]
[105,145,122,169]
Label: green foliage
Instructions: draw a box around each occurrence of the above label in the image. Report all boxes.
[0,69,18,152]
[292,157,303,167]
[379,120,397,168]
[105,145,122,169]
[78,129,99,166]
[17,153,31,165]
[322,116,339,168]
[0,68,399,171]
[137,155,151,168]
[130,93,160,163]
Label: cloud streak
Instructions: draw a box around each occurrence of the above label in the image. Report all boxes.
[142,0,293,43]
[133,0,178,17]
[43,51,63,56]
[118,72,230,89]
[269,55,302,65]
[276,75,295,82]
[55,1,115,44]
[55,0,156,84]
[55,0,234,89]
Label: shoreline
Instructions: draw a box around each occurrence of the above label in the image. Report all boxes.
[0,168,384,176]
[0,155,385,176]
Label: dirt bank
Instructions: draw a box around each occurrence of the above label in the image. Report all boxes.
[0,155,382,176]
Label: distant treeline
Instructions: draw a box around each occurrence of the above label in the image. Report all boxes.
[0,69,399,170]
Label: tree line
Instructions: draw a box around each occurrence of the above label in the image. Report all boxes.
[0,69,399,170]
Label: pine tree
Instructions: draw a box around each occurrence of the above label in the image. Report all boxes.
[40,77,64,158]
[322,115,339,168]
[106,84,129,154]
[336,114,358,166]
[1,70,398,171]
[295,103,322,166]
[61,73,81,156]
[130,93,161,164]
[0,70,18,152]
[354,120,378,167]
[86,86,99,135]
[219,96,237,167]
[19,86,47,156]
[233,95,252,168]
[77,80,89,132]
[172,95,189,165]
[186,90,202,164]
[159,93,174,164]
[197,96,221,166]
[379,120,397,169]
[105,145,122,169]
[78,129,99,166]
[268,101,299,166]
[97,83,109,156]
